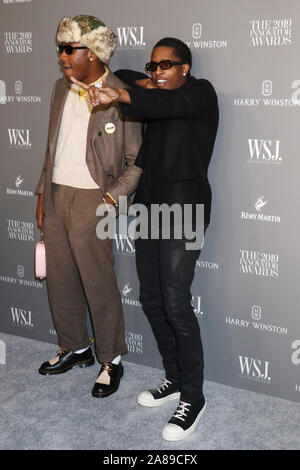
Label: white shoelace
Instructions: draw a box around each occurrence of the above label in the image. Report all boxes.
[156,378,172,394]
[173,401,191,422]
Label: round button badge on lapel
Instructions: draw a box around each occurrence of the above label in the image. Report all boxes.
[105,123,116,134]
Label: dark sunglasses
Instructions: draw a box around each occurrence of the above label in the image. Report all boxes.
[57,44,88,55]
[145,60,184,73]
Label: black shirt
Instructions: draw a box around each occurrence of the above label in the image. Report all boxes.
[115,70,219,225]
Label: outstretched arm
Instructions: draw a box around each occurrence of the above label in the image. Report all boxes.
[71,76,217,121]
[71,76,130,106]
[70,74,157,107]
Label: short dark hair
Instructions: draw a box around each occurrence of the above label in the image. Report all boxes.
[153,37,192,74]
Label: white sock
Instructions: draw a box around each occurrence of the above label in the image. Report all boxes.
[74,347,89,354]
[111,355,121,365]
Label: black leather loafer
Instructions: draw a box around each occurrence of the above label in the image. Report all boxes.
[38,347,95,375]
[92,362,123,398]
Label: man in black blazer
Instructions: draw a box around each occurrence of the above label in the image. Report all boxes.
[73,37,219,442]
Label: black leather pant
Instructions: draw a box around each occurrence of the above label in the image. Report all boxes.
[135,233,205,403]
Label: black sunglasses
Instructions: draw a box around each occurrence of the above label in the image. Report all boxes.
[57,44,88,55]
[145,60,184,73]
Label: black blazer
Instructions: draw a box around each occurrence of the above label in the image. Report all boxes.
[116,70,219,224]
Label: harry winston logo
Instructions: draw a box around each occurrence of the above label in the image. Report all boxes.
[225,305,287,335]
[0,79,41,103]
[15,80,22,94]
[262,80,272,96]
[187,23,228,49]
[251,305,262,320]
[17,265,24,278]
[192,23,202,39]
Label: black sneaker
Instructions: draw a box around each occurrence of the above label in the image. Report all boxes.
[137,378,180,407]
[162,398,206,441]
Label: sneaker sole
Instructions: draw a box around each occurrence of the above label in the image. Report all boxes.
[162,403,206,441]
[137,391,181,407]
[38,357,95,375]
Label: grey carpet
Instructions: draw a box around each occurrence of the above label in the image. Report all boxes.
[0,332,299,450]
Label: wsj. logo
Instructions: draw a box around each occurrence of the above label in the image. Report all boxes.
[192,23,202,39]
[238,356,271,382]
[262,80,272,96]
[8,128,31,148]
[291,340,300,365]
[251,305,262,320]
[11,307,33,328]
[117,27,145,48]
[248,139,282,164]
[113,234,135,255]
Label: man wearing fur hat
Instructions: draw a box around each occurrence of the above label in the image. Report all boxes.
[36,15,142,398]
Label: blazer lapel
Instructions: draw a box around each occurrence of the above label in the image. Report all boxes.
[85,73,114,161]
[49,79,70,159]
[86,105,102,157]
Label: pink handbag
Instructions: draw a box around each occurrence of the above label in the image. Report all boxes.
[35,233,46,280]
